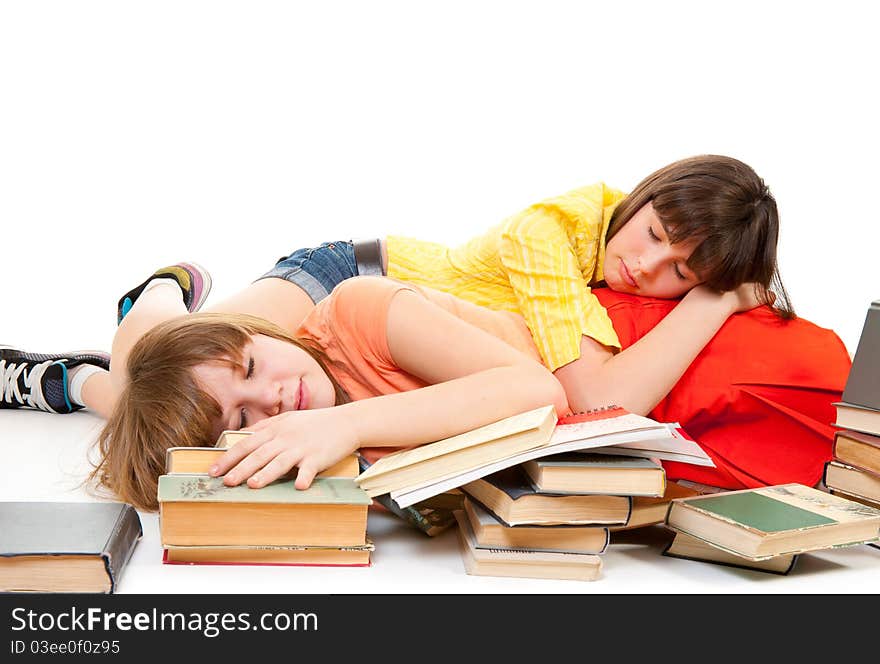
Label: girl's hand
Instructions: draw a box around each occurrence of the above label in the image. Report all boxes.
[685,282,770,315]
[209,408,360,490]
[726,282,772,313]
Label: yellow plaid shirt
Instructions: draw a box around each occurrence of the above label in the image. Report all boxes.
[387,182,627,371]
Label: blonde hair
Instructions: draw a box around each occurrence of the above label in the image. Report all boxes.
[88,312,348,512]
[607,154,793,318]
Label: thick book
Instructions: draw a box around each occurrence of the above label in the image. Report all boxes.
[823,461,880,507]
[165,447,360,478]
[662,529,799,575]
[842,299,880,411]
[158,475,371,547]
[462,497,609,554]
[610,481,702,531]
[665,483,880,560]
[831,429,880,476]
[0,502,142,593]
[461,466,631,526]
[522,453,666,497]
[454,510,602,581]
[377,405,681,508]
[162,541,374,567]
[833,401,880,437]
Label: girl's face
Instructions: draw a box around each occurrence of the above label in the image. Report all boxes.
[192,334,337,436]
[604,202,702,298]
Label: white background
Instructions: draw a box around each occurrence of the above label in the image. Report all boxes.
[2,1,879,593]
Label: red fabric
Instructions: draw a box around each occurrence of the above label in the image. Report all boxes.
[593,289,852,489]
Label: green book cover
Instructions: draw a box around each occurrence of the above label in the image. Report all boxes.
[158,475,372,506]
[683,484,880,533]
[532,453,661,470]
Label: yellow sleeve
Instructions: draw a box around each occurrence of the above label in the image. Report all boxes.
[499,205,621,371]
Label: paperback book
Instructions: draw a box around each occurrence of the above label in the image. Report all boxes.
[462,497,609,554]
[461,467,631,526]
[662,529,799,575]
[454,510,603,582]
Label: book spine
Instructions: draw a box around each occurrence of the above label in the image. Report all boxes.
[103,505,143,593]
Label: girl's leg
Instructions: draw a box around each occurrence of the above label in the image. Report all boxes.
[89,264,210,416]
[205,241,365,333]
[205,278,315,335]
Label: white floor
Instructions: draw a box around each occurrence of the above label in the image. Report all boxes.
[3,408,878,595]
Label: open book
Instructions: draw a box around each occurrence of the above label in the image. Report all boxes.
[358,405,709,509]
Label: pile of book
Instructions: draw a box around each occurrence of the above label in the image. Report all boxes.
[455,454,700,581]
[355,403,716,581]
[159,433,374,567]
[662,483,880,574]
[824,299,880,513]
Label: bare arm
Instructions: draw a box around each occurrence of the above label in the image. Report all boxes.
[554,284,762,415]
[212,288,568,489]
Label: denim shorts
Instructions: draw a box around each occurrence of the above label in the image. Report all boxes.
[258,241,383,304]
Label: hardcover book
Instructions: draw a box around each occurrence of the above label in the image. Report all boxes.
[158,475,371,547]
[165,447,360,478]
[462,497,609,554]
[662,529,799,575]
[833,401,880,437]
[454,510,602,581]
[0,502,142,593]
[831,429,880,476]
[823,461,880,507]
[522,453,666,497]
[162,540,374,566]
[665,483,880,559]
[461,466,631,526]
[842,299,880,411]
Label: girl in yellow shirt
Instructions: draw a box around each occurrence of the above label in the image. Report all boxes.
[224,153,788,416]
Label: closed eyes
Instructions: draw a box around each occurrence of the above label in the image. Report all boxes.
[238,357,255,429]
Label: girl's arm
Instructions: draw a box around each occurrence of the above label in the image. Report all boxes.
[211,288,568,490]
[554,283,763,415]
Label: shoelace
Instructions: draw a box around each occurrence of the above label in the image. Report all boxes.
[0,358,55,411]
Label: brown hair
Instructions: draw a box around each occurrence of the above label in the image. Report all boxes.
[88,312,349,512]
[607,155,793,318]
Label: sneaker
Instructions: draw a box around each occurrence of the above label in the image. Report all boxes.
[117,262,212,324]
[0,347,111,414]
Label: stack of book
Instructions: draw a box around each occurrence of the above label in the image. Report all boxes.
[663,483,880,574]
[825,299,880,510]
[455,452,685,581]
[354,403,717,580]
[160,433,374,567]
